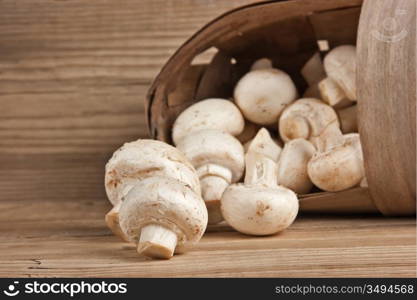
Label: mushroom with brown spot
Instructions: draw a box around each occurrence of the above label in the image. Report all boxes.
[119,176,207,259]
[307,129,365,192]
[104,139,201,241]
[176,129,245,224]
[220,129,299,236]
[278,98,340,145]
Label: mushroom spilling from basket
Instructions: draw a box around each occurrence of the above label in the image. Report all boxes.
[103,44,369,260]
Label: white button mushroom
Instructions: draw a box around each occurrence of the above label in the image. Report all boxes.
[318,77,354,108]
[308,131,365,192]
[176,129,245,224]
[250,58,273,71]
[105,139,201,240]
[119,176,208,259]
[220,129,299,236]
[323,45,356,101]
[234,68,298,125]
[278,98,340,144]
[277,138,316,194]
[172,98,244,145]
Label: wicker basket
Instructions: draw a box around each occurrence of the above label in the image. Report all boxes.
[146,0,416,215]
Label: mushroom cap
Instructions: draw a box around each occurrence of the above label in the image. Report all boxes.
[172,98,244,145]
[221,184,299,235]
[119,176,208,246]
[324,45,356,100]
[105,139,200,206]
[250,58,273,70]
[277,138,316,194]
[307,133,365,192]
[279,98,340,143]
[234,68,298,125]
[176,129,245,182]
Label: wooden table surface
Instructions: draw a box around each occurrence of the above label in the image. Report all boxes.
[0,0,415,277]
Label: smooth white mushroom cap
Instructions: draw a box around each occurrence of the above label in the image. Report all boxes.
[234,68,298,125]
[307,133,365,192]
[119,176,208,252]
[221,183,298,236]
[105,139,200,206]
[176,129,245,182]
[279,98,340,143]
[277,139,316,194]
[177,129,245,224]
[172,98,244,145]
[323,45,357,101]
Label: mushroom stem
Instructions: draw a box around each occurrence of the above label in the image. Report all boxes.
[137,224,178,259]
[105,203,129,242]
[310,122,344,152]
[244,152,277,187]
[200,176,229,223]
[197,164,232,224]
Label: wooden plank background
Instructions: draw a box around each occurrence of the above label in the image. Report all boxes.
[0,0,415,277]
[0,0,261,204]
[0,197,415,277]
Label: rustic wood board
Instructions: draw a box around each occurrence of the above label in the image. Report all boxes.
[0,198,415,277]
[0,0,262,203]
[0,0,415,277]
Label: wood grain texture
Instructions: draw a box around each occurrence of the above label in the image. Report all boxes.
[0,198,415,277]
[0,0,415,277]
[299,187,379,214]
[357,0,416,215]
[0,0,261,204]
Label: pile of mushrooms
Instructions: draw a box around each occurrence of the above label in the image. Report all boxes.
[104,44,365,259]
